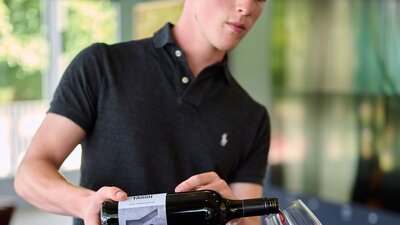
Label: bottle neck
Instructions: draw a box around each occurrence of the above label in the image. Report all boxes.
[226,198,279,220]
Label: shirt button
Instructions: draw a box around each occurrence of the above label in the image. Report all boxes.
[181,76,189,84]
[175,50,182,57]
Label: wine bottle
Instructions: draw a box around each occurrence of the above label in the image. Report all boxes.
[101,189,279,225]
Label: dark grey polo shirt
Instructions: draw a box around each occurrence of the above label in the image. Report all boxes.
[49,23,270,225]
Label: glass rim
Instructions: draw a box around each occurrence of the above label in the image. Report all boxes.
[290,199,322,224]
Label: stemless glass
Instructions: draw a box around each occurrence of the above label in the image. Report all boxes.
[265,199,322,225]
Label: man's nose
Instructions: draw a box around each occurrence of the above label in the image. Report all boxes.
[236,0,252,16]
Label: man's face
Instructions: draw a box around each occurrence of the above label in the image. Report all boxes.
[192,0,266,51]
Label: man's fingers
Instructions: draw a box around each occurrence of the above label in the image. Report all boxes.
[82,186,127,225]
[97,186,127,202]
[175,172,237,199]
[175,173,208,192]
[115,190,128,200]
[175,172,220,192]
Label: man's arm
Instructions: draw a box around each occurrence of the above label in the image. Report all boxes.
[230,182,263,225]
[14,113,127,225]
[175,172,264,225]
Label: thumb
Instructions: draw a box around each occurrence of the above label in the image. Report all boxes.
[98,186,128,202]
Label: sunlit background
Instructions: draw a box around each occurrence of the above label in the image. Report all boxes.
[1,0,400,225]
[266,0,400,212]
[0,0,118,179]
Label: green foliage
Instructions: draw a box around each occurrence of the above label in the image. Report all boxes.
[0,0,117,102]
[0,0,45,102]
[268,0,287,94]
[62,1,117,62]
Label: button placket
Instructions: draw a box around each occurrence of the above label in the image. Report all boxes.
[172,48,191,87]
[175,50,182,58]
[181,76,189,84]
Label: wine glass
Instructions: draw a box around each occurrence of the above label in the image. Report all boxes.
[265,199,322,225]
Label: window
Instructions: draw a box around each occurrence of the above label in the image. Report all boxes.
[0,0,118,178]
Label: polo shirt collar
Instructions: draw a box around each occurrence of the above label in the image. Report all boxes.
[153,23,232,84]
[153,23,175,49]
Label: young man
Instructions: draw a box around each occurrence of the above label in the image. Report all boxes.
[14,0,269,225]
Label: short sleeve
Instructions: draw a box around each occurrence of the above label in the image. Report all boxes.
[48,43,105,134]
[230,108,271,185]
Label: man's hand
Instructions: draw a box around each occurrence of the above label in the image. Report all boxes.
[175,172,241,225]
[174,171,236,199]
[81,186,127,225]
[175,172,263,225]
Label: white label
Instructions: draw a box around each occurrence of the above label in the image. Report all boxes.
[118,193,167,225]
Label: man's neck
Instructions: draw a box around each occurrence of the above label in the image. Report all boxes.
[172,17,226,77]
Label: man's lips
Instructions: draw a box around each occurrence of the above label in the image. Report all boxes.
[227,22,246,33]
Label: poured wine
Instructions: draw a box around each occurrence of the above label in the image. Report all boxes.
[101,189,279,225]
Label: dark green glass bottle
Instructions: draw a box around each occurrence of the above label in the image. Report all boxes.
[101,190,279,225]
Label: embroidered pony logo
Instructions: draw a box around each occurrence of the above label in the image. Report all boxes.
[220,133,228,147]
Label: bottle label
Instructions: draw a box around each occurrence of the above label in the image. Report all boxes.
[118,193,167,225]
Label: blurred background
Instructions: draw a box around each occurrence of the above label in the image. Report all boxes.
[0,0,399,224]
